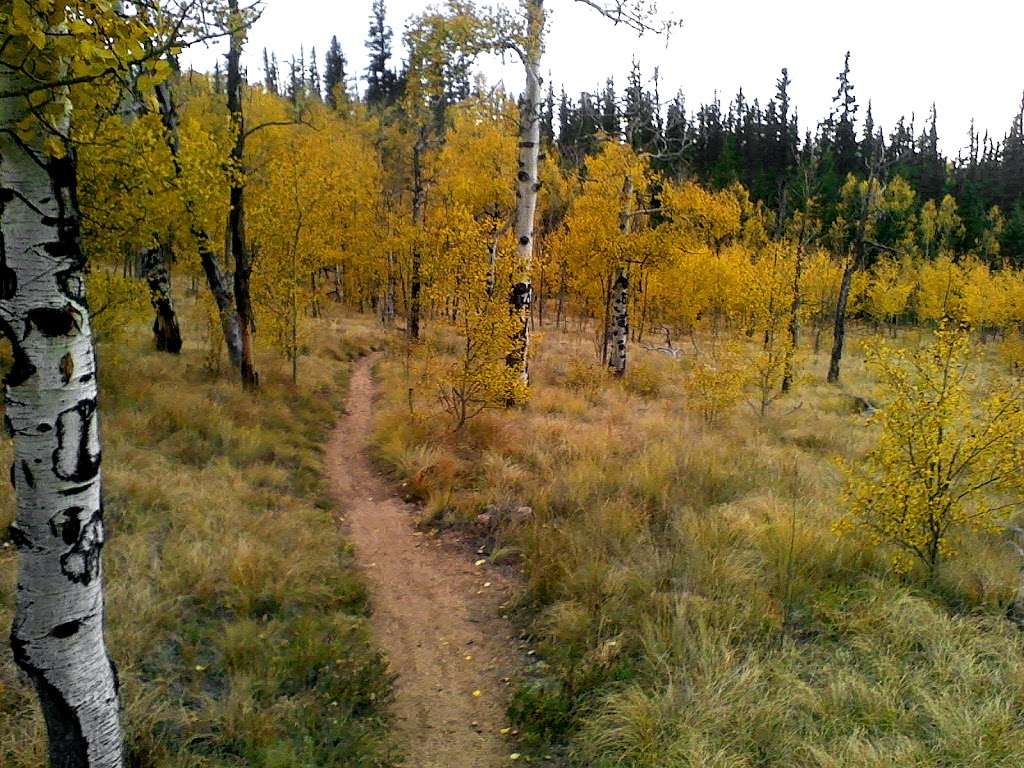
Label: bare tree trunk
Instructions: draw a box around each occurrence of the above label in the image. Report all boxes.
[409,131,426,340]
[227,0,259,389]
[154,67,243,368]
[507,0,544,387]
[555,259,566,331]
[828,172,875,384]
[827,255,855,384]
[382,253,396,326]
[331,263,343,303]
[1,62,123,767]
[607,268,629,376]
[781,233,806,393]
[141,243,183,353]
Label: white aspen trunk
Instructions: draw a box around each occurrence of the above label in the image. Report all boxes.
[607,268,629,376]
[607,174,634,376]
[508,0,544,388]
[1,65,123,768]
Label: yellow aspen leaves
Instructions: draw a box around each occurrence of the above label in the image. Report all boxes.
[839,320,1024,573]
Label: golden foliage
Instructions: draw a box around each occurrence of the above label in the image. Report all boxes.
[839,320,1024,572]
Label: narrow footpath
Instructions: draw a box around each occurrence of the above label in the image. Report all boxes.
[326,354,521,768]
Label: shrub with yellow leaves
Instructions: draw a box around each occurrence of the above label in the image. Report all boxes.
[684,341,748,425]
[838,320,1024,573]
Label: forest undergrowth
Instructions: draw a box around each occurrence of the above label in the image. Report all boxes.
[372,322,1024,768]
[0,300,394,768]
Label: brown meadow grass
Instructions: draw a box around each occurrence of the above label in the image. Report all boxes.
[371,321,1024,767]
[0,299,394,768]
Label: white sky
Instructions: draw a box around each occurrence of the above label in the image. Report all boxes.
[183,0,1024,157]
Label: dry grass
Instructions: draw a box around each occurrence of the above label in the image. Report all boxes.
[0,299,394,767]
[371,321,1024,767]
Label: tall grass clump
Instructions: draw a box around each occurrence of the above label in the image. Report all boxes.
[0,303,394,768]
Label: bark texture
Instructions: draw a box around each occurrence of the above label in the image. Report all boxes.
[382,254,396,326]
[408,131,426,340]
[154,70,243,368]
[607,268,629,376]
[226,1,258,389]
[827,179,874,384]
[141,243,182,353]
[1,66,123,767]
[781,231,806,393]
[508,0,544,386]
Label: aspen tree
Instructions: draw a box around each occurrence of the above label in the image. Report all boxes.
[828,173,881,384]
[0,2,166,763]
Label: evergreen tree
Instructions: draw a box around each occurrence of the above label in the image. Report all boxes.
[623,62,659,154]
[262,47,279,94]
[366,0,398,108]
[661,91,688,179]
[308,45,322,101]
[600,78,619,138]
[540,78,555,147]
[324,35,347,109]
[827,51,860,179]
[213,59,224,94]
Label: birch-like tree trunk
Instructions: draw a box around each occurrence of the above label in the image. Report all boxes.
[153,71,243,368]
[781,235,805,393]
[507,0,544,387]
[409,130,426,340]
[611,174,635,373]
[141,243,182,353]
[607,268,629,376]
[1,65,123,768]
[382,253,396,326]
[226,0,259,389]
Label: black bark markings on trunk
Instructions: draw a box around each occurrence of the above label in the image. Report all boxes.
[50,619,82,639]
[49,505,84,545]
[0,226,15,300]
[5,340,37,387]
[52,399,100,484]
[142,245,183,354]
[27,664,91,768]
[20,459,34,488]
[27,305,82,337]
[58,483,93,497]
[59,507,104,586]
[8,522,32,550]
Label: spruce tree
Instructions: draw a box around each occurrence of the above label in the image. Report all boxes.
[308,45,321,101]
[540,79,555,147]
[828,52,860,179]
[366,0,398,108]
[324,35,347,109]
[600,78,619,138]
[262,47,278,94]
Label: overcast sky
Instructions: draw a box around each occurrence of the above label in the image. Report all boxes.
[183,1,1024,156]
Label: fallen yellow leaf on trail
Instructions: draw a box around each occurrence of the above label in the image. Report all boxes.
[472,690,482,697]
[500,727,511,735]
[510,754,521,761]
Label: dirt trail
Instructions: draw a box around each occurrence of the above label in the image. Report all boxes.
[326,354,520,768]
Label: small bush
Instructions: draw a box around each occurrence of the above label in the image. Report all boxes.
[623,360,664,399]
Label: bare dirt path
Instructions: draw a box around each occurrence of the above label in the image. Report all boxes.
[326,354,521,768]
